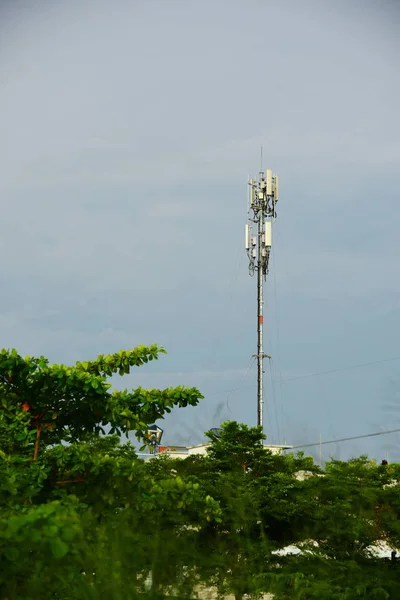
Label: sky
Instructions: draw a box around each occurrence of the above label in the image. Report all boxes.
[0,0,399,461]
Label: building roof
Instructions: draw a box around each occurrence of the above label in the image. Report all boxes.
[187,442,293,450]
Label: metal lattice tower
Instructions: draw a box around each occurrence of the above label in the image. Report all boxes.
[245,167,279,429]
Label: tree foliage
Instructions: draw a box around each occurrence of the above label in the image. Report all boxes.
[0,345,202,459]
[1,347,400,599]
[144,423,400,600]
[0,346,212,599]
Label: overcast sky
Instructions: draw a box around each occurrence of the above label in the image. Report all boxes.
[1,0,399,460]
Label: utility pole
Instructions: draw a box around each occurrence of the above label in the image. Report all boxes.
[245,166,279,429]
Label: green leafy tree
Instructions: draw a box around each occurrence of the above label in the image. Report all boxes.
[0,345,201,461]
[0,345,219,600]
[153,422,320,600]
[0,497,85,599]
[271,457,400,599]
[2,342,400,600]
[153,423,400,600]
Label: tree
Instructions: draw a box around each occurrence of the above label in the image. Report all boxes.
[2,343,400,600]
[270,457,400,599]
[155,421,321,600]
[0,497,85,600]
[153,423,400,600]
[0,345,223,600]
[0,345,202,461]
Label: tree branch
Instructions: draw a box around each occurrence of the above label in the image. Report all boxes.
[33,422,41,461]
[55,477,85,485]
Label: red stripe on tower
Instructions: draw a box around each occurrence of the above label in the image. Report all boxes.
[259,316,264,325]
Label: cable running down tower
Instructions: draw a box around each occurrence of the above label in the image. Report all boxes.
[245,167,279,429]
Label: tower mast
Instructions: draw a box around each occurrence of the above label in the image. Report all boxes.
[245,167,279,429]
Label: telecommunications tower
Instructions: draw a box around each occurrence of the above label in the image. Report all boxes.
[245,166,279,429]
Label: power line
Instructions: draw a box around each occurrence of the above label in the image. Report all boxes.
[289,427,400,450]
[281,356,400,384]
[206,355,400,398]
[225,356,255,414]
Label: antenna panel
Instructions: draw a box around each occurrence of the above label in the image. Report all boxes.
[273,175,279,201]
[245,224,250,250]
[265,221,272,247]
[249,183,255,207]
[266,169,273,195]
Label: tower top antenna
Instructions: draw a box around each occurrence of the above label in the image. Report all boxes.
[245,166,280,429]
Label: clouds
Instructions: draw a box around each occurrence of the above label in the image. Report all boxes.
[1,0,399,191]
[0,0,399,459]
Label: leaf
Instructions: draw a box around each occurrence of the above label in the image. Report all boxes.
[50,538,69,559]
[4,546,19,561]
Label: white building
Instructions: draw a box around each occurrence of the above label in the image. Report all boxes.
[139,442,292,461]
